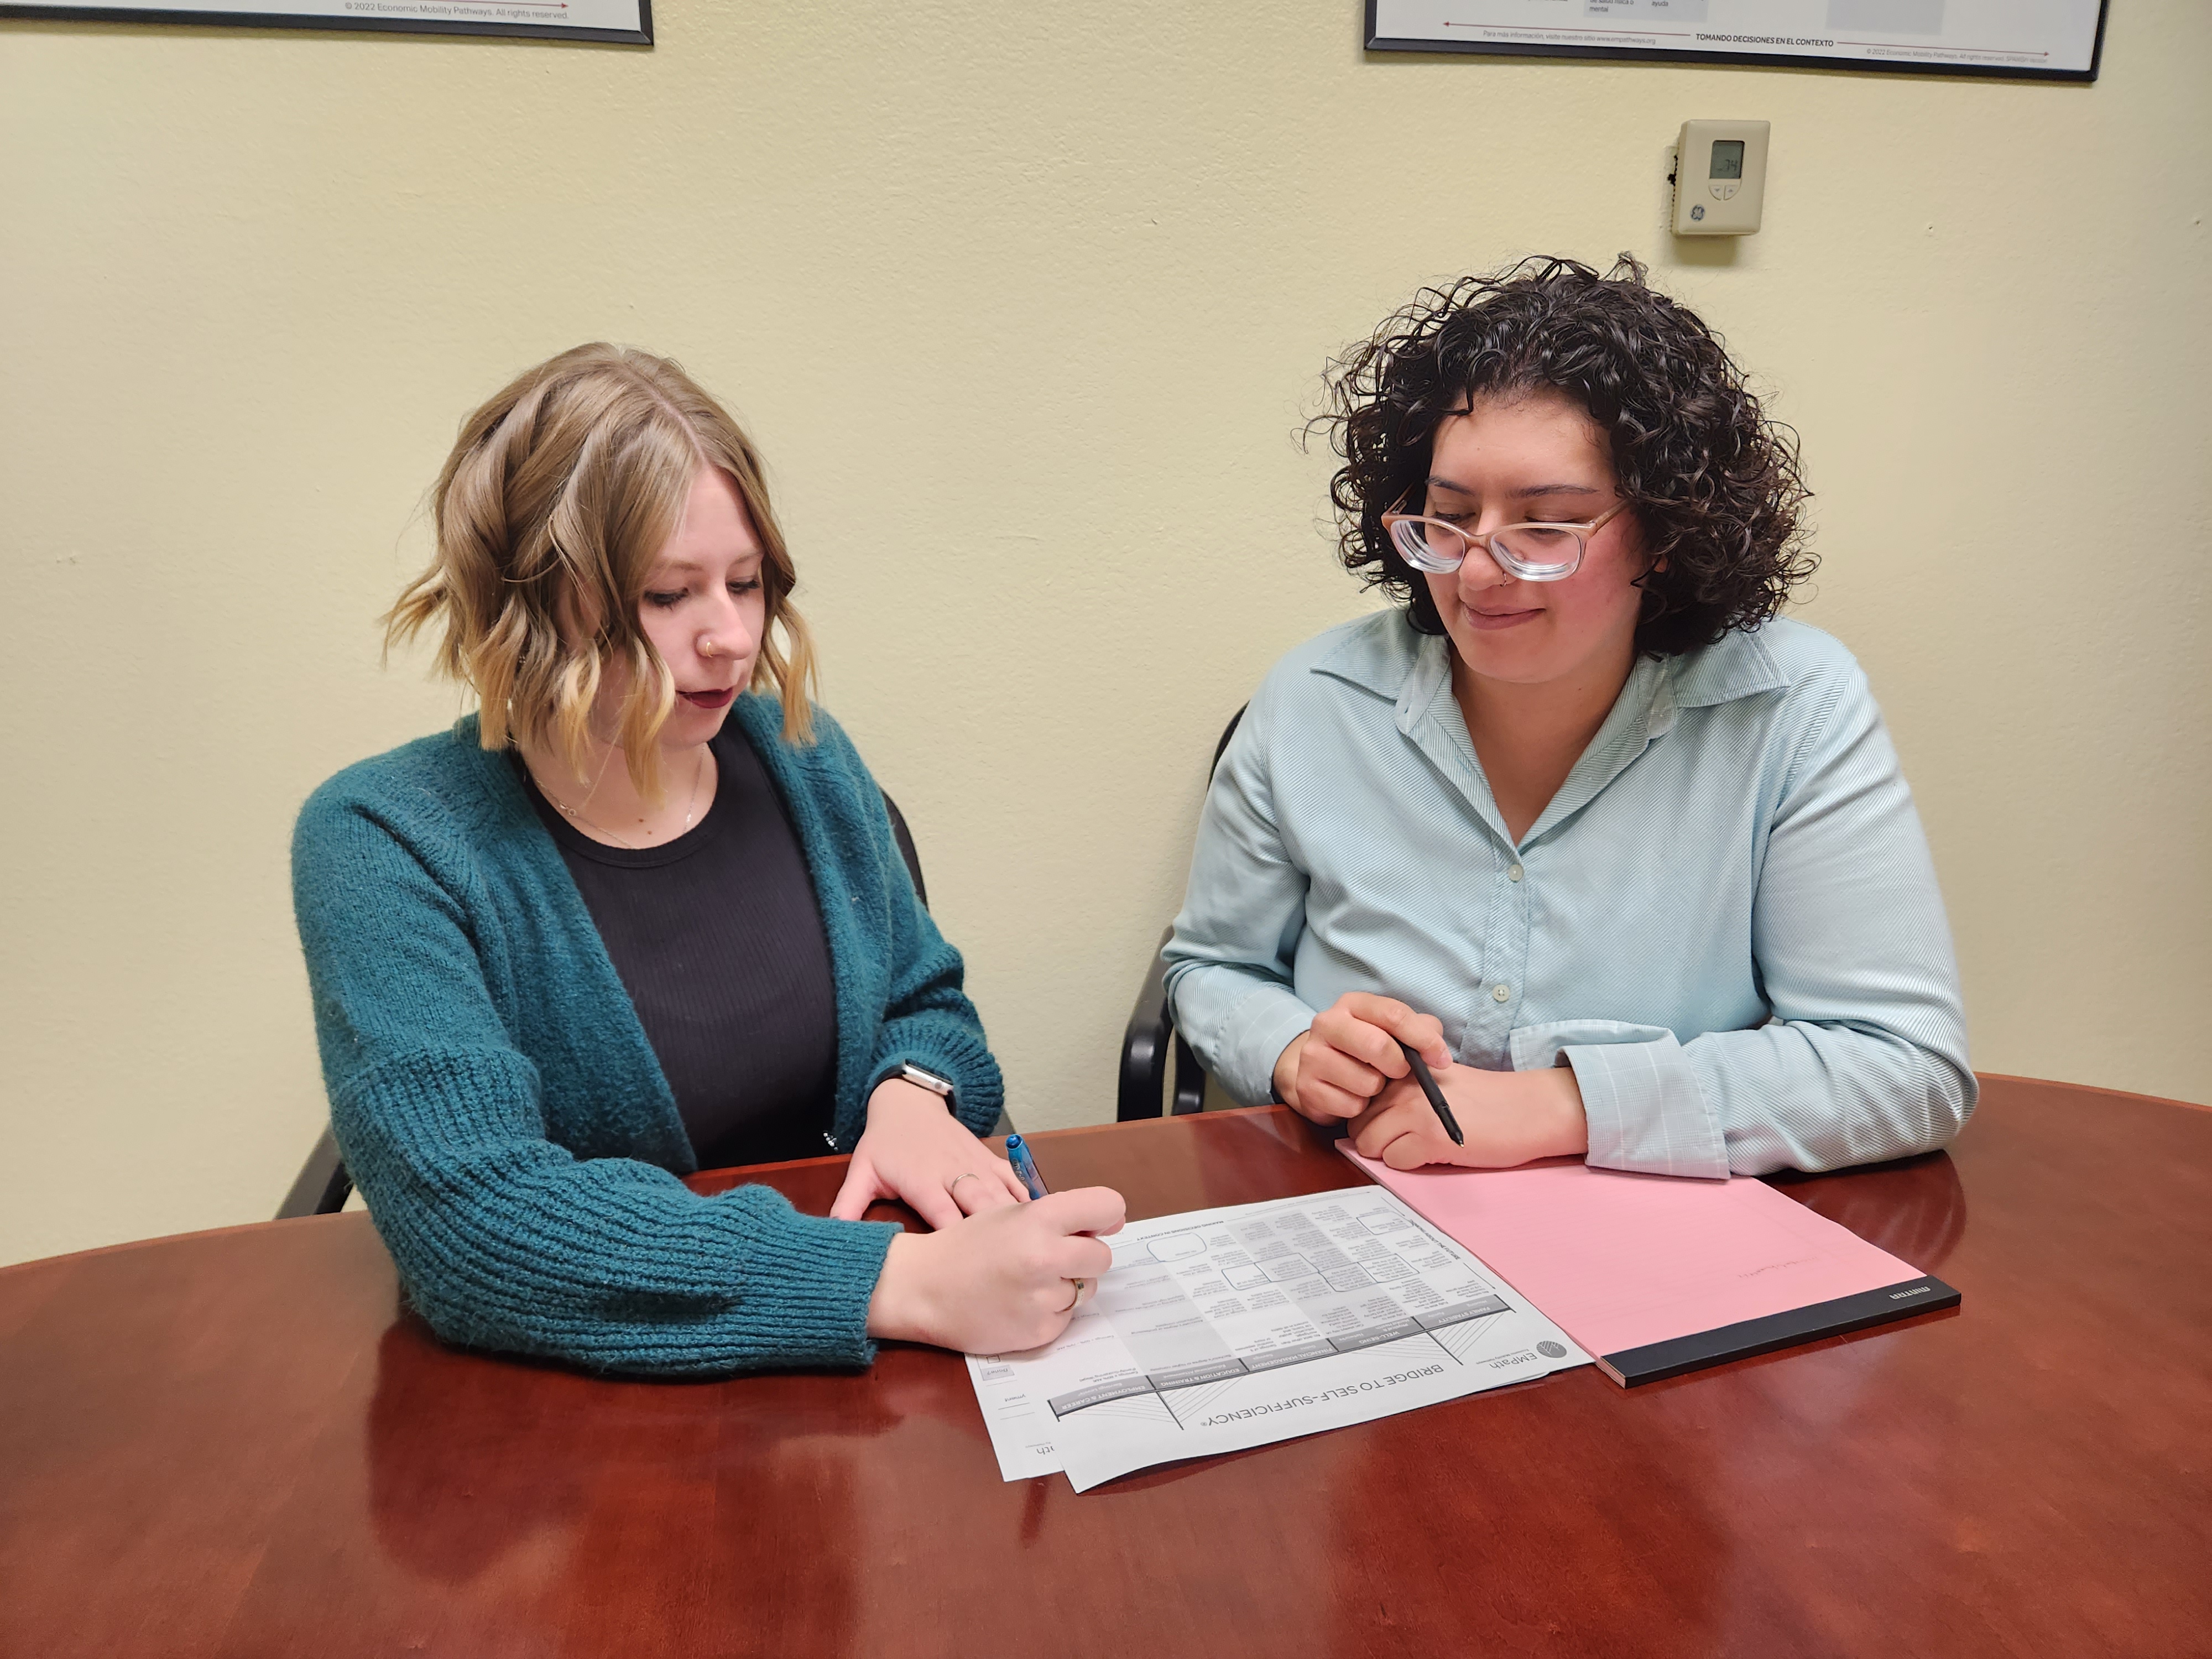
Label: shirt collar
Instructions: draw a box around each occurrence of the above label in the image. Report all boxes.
[1666,625,1790,708]
[1308,609,1789,723]
[1309,611,1791,849]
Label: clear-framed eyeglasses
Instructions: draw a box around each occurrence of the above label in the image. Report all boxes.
[1381,500,1631,583]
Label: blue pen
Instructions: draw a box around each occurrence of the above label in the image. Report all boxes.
[1005,1134,1050,1201]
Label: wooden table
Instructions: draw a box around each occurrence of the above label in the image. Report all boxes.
[3,1077,2207,1657]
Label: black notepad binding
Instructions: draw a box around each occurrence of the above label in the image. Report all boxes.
[1597,1275,1961,1387]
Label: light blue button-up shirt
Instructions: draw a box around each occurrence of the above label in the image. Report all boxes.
[1162,611,1975,1178]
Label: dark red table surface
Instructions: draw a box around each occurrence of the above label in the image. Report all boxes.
[2,1076,2207,1658]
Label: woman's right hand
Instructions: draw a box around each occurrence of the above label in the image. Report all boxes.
[1274,993,1452,1124]
[864,1186,1125,1355]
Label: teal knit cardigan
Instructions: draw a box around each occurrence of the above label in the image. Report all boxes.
[291,694,1004,1377]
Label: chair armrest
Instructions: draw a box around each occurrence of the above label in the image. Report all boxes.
[1170,1034,1207,1117]
[1118,926,1177,1120]
[276,1125,354,1220]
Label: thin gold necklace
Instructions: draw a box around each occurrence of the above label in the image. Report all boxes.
[530,744,709,849]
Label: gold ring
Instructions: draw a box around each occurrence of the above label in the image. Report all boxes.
[1060,1277,1086,1313]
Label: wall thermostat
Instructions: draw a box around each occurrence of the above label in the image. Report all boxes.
[1672,120,1770,236]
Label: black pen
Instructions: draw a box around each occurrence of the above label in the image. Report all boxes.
[1397,1041,1464,1146]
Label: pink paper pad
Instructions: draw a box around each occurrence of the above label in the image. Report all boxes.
[1339,1146,1925,1363]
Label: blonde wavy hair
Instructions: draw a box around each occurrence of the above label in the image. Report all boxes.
[387,343,817,799]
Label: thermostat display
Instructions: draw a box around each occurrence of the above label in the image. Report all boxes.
[1672,121,1768,236]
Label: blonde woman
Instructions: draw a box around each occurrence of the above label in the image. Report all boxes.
[293,345,1119,1375]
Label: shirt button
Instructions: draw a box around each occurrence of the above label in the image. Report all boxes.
[1507,864,1524,882]
[1491,983,1511,1003]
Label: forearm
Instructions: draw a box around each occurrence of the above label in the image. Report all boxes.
[1165,962,1316,1107]
[337,1049,898,1376]
[1684,1021,1976,1175]
[1552,1020,1974,1179]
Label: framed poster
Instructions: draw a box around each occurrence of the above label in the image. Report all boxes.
[1367,1,2106,81]
[0,0,649,43]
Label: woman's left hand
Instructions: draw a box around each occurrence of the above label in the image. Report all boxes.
[830,1078,1029,1229]
[1347,1063,1591,1172]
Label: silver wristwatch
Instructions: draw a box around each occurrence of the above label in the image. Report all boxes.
[896,1062,957,1107]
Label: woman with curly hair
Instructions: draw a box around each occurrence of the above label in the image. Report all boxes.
[1162,256,1974,1178]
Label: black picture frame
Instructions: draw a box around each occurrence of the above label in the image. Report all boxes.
[1364,1,2105,84]
[0,0,650,44]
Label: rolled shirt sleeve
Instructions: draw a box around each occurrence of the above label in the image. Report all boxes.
[1162,690,1324,1105]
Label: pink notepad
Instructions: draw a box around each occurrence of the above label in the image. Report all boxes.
[1338,1146,1955,1385]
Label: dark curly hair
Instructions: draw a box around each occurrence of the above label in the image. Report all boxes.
[1319,254,1813,656]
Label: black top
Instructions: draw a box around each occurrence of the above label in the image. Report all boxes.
[517,728,841,1168]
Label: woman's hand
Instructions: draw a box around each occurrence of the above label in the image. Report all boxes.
[1274,993,1453,1123]
[830,1079,1029,1229]
[1348,1063,1590,1171]
[865,1187,1126,1354]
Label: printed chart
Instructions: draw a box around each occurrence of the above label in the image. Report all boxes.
[966,1186,1587,1491]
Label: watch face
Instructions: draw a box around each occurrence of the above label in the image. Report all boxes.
[900,1064,953,1095]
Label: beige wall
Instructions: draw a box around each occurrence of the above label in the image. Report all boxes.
[3,3,2206,1266]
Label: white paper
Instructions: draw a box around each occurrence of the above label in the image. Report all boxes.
[965,1186,1588,1492]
